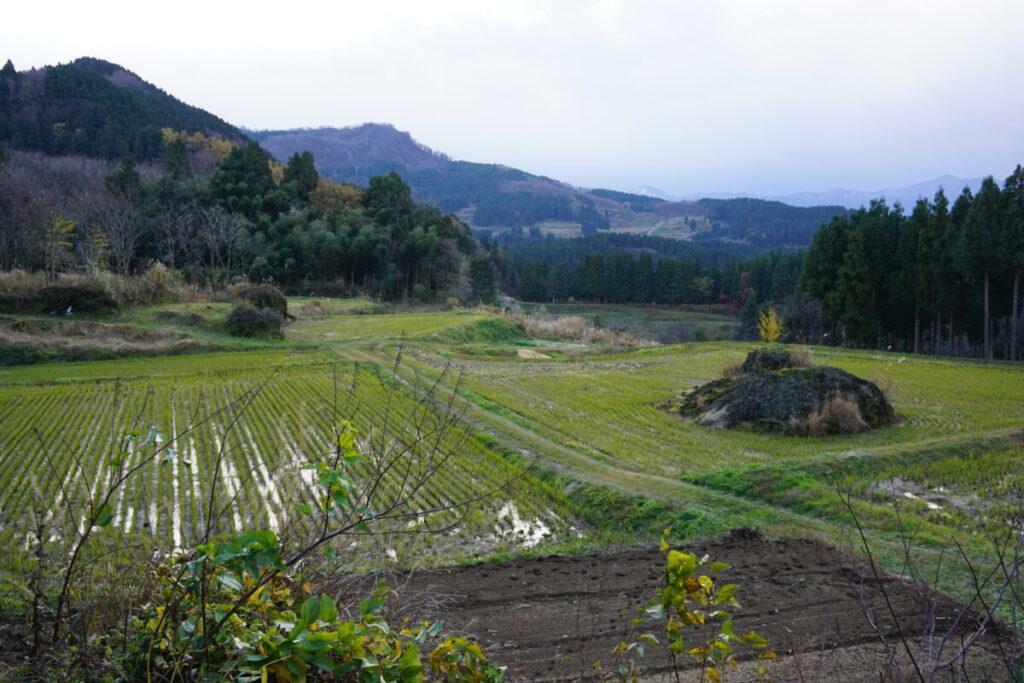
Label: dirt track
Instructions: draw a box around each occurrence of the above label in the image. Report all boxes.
[398,534,1009,681]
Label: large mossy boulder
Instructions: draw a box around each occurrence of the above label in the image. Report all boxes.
[677,350,895,436]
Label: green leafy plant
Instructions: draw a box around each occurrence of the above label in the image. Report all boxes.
[429,637,505,682]
[609,531,774,682]
[110,533,477,681]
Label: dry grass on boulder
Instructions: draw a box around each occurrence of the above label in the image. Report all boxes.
[806,394,869,436]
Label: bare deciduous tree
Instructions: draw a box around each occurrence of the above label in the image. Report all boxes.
[843,489,1023,682]
[98,197,145,275]
[155,206,198,271]
[197,206,250,284]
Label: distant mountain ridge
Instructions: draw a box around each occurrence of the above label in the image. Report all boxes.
[671,175,984,209]
[251,124,620,234]
[634,184,676,201]
[771,174,984,209]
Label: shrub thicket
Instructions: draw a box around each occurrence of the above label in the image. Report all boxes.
[227,282,289,318]
[0,266,180,314]
[224,303,284,338]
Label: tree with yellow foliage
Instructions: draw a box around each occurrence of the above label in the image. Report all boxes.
[44,214,76,280]
[161,128,235,159]
[310,179,363,212]
[758,307,785,344]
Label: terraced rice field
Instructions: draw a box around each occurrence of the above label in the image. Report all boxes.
[289,311,501,342]
[0,349,317,385]
[6,301,1024,678]
[444,343,1024,475]
[0,351,569,563]
[4,300,1024,579]
[859,446,1024,531]
[378,338,1024,601]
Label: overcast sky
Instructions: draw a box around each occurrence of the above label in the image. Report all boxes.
[4,0,1022,196]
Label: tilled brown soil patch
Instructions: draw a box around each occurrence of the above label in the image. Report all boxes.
[396,536,1010,681]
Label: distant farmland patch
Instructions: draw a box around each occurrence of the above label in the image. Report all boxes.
[518,302,739,343]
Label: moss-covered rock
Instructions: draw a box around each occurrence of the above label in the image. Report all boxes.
[677,364,895,436]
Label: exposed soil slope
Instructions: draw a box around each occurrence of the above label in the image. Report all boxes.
[397,537,1006,681]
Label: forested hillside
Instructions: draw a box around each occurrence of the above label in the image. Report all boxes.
[799,171,1024,360]
[692,198,849,247]
[494,168,1024,362]
[0,139,480,300]
[253,125,846,248]
[0,58,248,160]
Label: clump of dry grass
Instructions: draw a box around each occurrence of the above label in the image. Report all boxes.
[96,263,181,307]
[472,303,504,316]
[788,347,814,368]
[299,299,330,317]
[872,374,898,405]
[0,268,39,294]
[722,361,744,378]
[806,394,868,436]
[0,265,182,312]
[511,313,653,348]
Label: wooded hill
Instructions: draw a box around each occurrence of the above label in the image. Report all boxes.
[253,125,849,249]
[0,57,490,301]
[0,52,848,252]
[0,57,248,161]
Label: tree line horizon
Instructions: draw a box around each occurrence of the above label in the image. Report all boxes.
[0,103,1020,361]
[495,167,1024,362]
